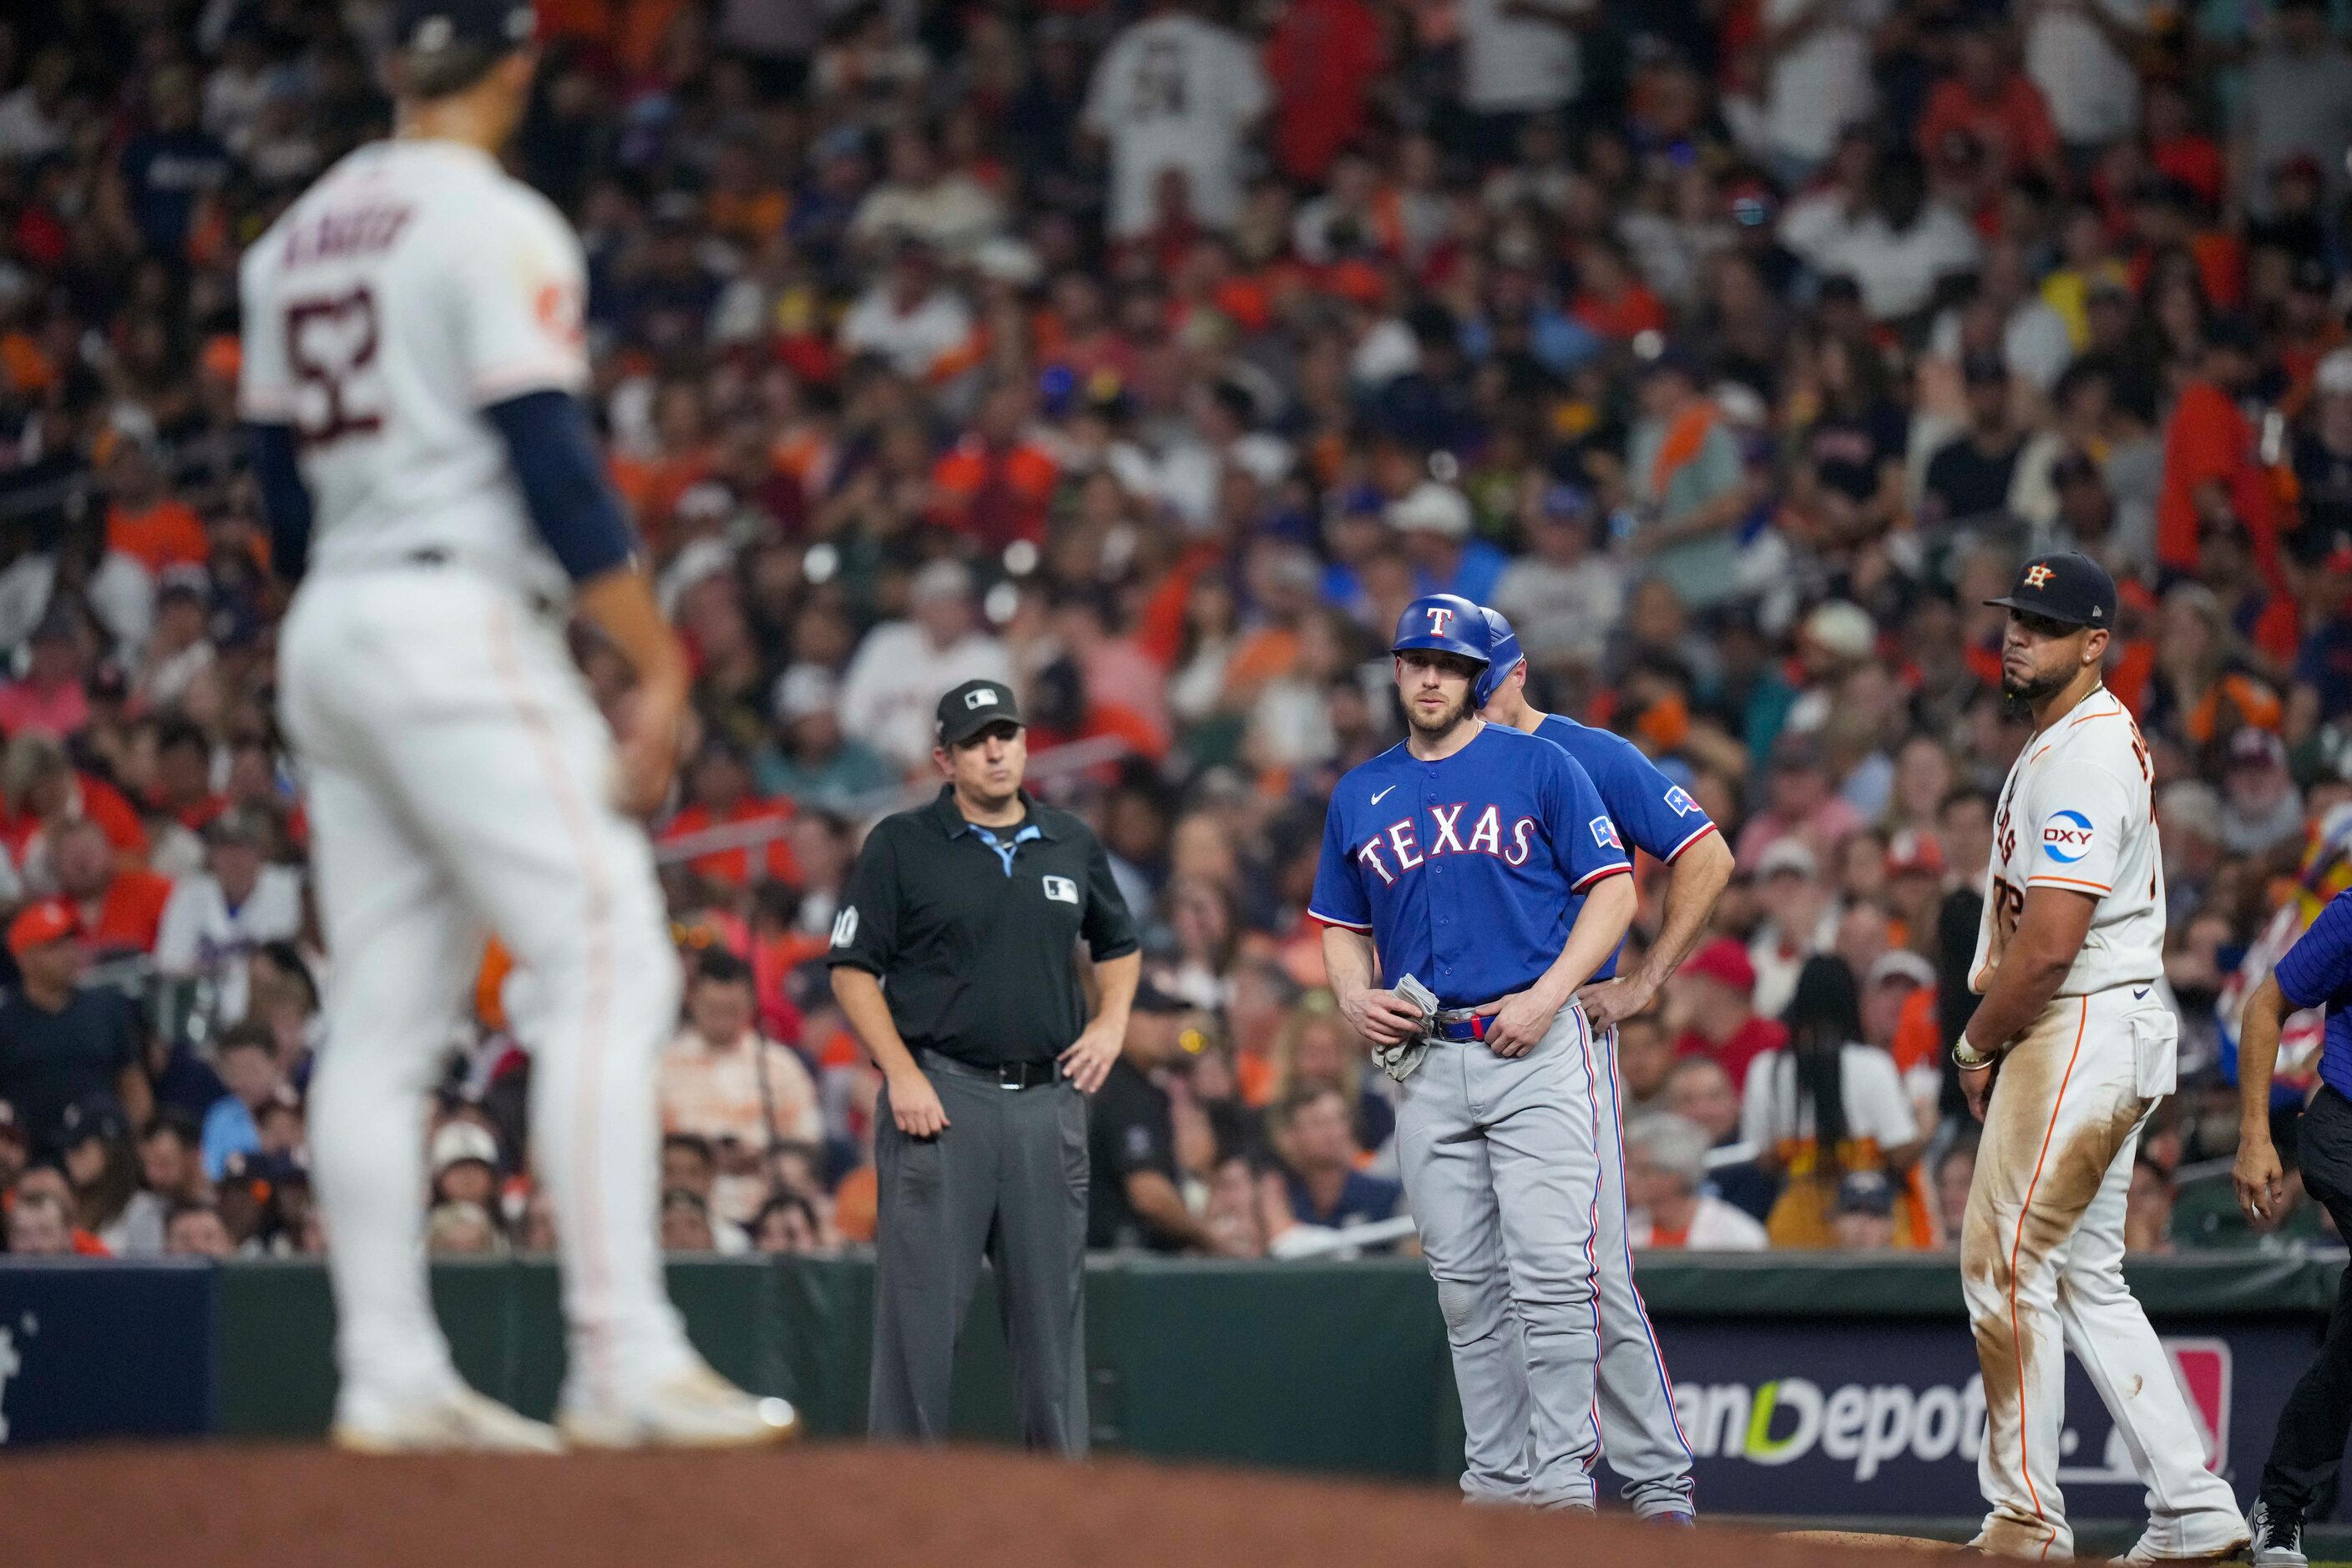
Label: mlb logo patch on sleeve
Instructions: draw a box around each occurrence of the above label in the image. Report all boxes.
[1663,787,1697,817]
[1590,816,1622,852]
[1042,875,1079,903]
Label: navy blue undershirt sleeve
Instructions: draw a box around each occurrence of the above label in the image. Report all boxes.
[483,388,640,583]
[243,421,312,584]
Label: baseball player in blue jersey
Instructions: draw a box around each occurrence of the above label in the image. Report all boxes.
[1313,592,1637,1511]
[2234,886,2352,1567]
[1476,605,1736,1522]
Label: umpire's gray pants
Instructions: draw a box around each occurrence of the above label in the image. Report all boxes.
[869,1061,1089,1454]
[1399,1001,1604,1509]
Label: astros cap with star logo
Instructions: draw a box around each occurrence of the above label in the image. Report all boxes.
[1984,549,2117,630]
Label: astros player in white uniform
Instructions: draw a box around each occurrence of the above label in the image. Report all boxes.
[1955,554,2246,1562]
[240,0,793,1451]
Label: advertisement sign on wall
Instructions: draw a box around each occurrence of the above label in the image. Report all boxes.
[0,1262,215,1444]
[1637,1320,2318,1517]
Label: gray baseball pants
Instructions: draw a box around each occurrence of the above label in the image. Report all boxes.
[1397,1000,1608,1510]
[869,1060,1089,1454]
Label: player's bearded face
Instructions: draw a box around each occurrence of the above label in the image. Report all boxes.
[1395,653,1477,737]
[1998,614,2086,715]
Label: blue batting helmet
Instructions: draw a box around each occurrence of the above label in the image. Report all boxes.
[1474,607,1524,708]
[1391,594,1490,669]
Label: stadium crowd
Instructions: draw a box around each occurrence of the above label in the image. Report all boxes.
[1,0,2350,1266]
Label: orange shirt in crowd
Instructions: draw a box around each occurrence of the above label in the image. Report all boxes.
[1571,281,1670,341]
[2127,232,2246,313]
[107,498,209,574]
[707,188,789,246]
[2157,377,2277,574]
[660,798,798,889]
[1916,75,2060,179]
[610,448,713,554]
[1264,0,1383,183]
[833,1165,878,1242]
[0,772,150,866]
[931,438,1060,549]
[73,867,174,955]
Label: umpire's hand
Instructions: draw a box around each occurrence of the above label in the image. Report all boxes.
[884,1067,951,1138]
[1343,988,1424,1047]
[1059,1017,1123,1094]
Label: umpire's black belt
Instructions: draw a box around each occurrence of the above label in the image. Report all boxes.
[918,1050,1062,1090]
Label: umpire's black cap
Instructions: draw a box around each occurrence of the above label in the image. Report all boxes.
[394,0,536,54]
[936,679,1022,748]
[1983,550,2117,632]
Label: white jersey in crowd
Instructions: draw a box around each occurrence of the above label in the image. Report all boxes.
[1083,13,1269,239]
[1458,0,1593,114]
[154,863,306,1024]
[1971,685,2163,999]
[237,138,589,603]
[2024,0,2145,148]
[1759,0,1887,164]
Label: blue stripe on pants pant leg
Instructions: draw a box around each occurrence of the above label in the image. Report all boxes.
[1398,1029,1531,1503]
[1590,1019,1696,1515]
[1402,1004,1606,1509]
[1477,1003,1606,1509]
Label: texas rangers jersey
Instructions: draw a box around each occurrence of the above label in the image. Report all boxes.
[238,137,588,601]
[1970,686,2162,997]
[1532,713,1717,981]
[1311,722,1631,1009]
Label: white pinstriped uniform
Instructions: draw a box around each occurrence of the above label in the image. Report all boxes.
[1961,688,2246,1560]
[245,136,699,1424]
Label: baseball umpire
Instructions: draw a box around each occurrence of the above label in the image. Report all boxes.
[1478,604,1731,1522]
[1312,594,1636,1510]
[1955,553,2247,1562]
[2231,884,2352,1567]
[828,678,1138,1454]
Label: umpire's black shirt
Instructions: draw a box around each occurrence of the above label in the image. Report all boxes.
[827,787,1138,1066]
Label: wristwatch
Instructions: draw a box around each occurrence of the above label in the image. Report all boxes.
[1951,1036,1997,1070]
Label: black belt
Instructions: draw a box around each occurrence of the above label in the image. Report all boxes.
[404,549,559,617]
[919,1050,1062,1090]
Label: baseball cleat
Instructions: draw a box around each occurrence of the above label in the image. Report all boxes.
[558,1362,802,1449]
[2248,1499,2308,1567]
[2111,1534,2253,1565]
[1640,1511,1697,1528]
[331,1387,563,1454]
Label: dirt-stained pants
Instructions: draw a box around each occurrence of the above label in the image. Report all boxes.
[1961,989,2246,1560]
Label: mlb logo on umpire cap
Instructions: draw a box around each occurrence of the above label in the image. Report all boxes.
[397,0,538,51]
[966,687,996,708]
